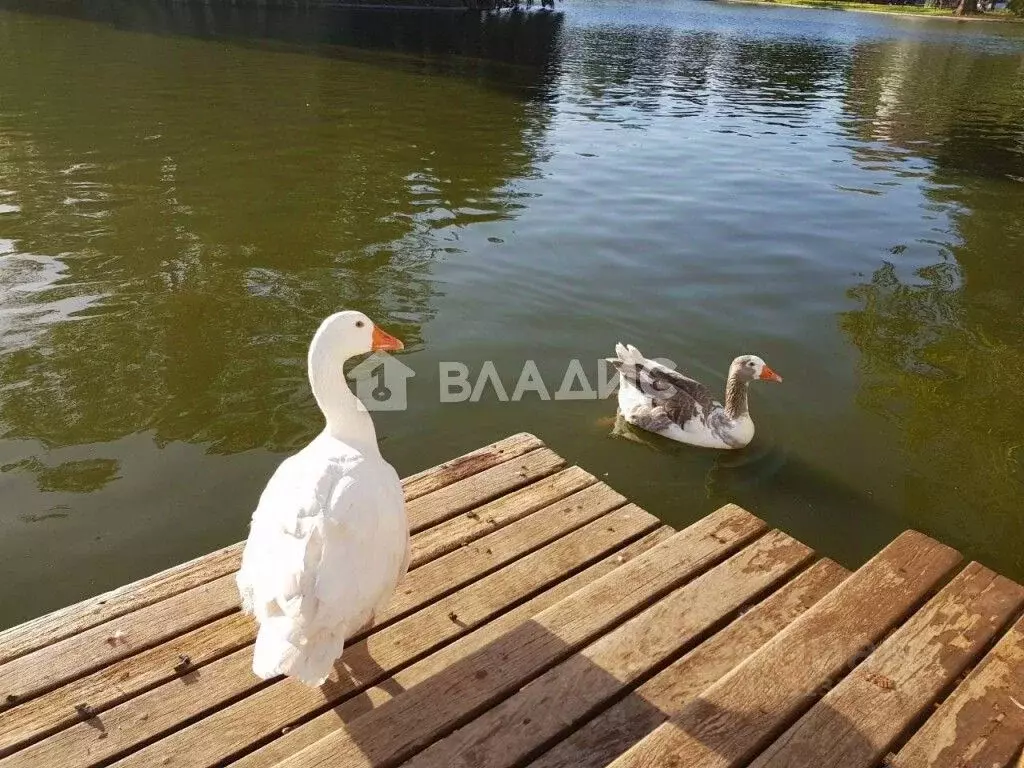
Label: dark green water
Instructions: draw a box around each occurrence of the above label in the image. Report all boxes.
[1,0,1023,628]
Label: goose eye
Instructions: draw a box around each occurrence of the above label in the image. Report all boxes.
[355,320,365,328]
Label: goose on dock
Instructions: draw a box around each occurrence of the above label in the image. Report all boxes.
[608,343,782,450]
[236,311,410,686]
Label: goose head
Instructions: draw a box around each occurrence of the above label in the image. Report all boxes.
[310,310,404,363]
[730,355,782,384]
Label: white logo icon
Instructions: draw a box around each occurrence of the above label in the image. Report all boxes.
[347,352,416,412]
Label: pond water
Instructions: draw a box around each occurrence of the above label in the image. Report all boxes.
[1,0,1023,627]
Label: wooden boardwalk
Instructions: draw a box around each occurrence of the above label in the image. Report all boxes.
[0,432,1022,768]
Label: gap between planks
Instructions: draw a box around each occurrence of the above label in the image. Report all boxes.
[748,561,1024,768]
[891,610,1024,768]
[230,530,681,768]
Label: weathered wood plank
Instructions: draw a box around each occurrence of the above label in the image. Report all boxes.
[529,558,850,768]
[0,459,583,745]
[0,452,567,708]
[0,612,252,759]
[401,433,544,502]
[0,433,542,665]
[0,469,589,756]
[406,448,565,534]
[0,543,243,668]
[410,466,595,566]
[750,562,1024,768]
[106,506,661,768]
[380,481,626,626]
[0,648,257,768]
[606,530,963,768]
[232,528,678,768]
[273,504,768,768]
[404,529,816,768]
[0,574,239,705]
[892,613,1024,768]
[3,495,647,768]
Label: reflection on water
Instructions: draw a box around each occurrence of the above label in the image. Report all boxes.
[2,457,122,494]
[0,4,558,453]
[0,2,563,620]
[839,37,1024,578]
[1,0,1024,626]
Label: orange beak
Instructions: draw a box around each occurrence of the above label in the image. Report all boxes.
[759,365,782,383]
[371,325,404,352]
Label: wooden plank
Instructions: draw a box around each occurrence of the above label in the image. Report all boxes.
[404,529,816,768]
[380,481,627,626]
[750,562,1024,768]
[605,529,963,768]
[406,448,565,533]
[401,433,544,501]
[0,543,243,668]
[272,504,768,768]
[892,613,1024,768]
[529,558,851,768]
[4,498,651,768]
[0,468,592,757]
[0,613,251,759]
[233,528,678,768]
[410,466,595,566]
[0,461,582,748]
[0,574,239,705]
[0,433,541,665]
[105,507,661,768]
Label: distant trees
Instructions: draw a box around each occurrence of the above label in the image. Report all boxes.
[927,0,1022,14]
[924,0,961,11]
[947,0,1024,16]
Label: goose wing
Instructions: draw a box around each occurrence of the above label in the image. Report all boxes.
[237,449,407,681]
[609,343,718,425]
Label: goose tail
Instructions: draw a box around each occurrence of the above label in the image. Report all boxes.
[616,342,647,364]
[251,617,343,687]
[607,342,648,373]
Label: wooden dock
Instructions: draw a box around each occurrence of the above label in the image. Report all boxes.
[0,432,1022,768]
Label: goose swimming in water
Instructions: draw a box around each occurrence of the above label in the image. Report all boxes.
[608,343,782,450]
[236,311,410,686]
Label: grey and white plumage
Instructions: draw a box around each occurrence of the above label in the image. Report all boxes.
[608,343,782,450]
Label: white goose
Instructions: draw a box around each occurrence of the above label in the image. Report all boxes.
[236,311,410,686]
[609,343,782,449]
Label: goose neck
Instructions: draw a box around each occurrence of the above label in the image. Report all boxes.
[724,373,750,420]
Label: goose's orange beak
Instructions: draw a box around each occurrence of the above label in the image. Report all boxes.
[372,326,404,352]
[760,365,782,383]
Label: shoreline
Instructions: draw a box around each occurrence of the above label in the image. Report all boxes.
[722,0,1023,22]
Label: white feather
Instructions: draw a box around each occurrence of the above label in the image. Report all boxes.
[236,312,410,686]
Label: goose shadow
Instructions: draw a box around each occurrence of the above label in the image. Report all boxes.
[254,593,895,768]
[319,639,406,724]
[324,622,886,768]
